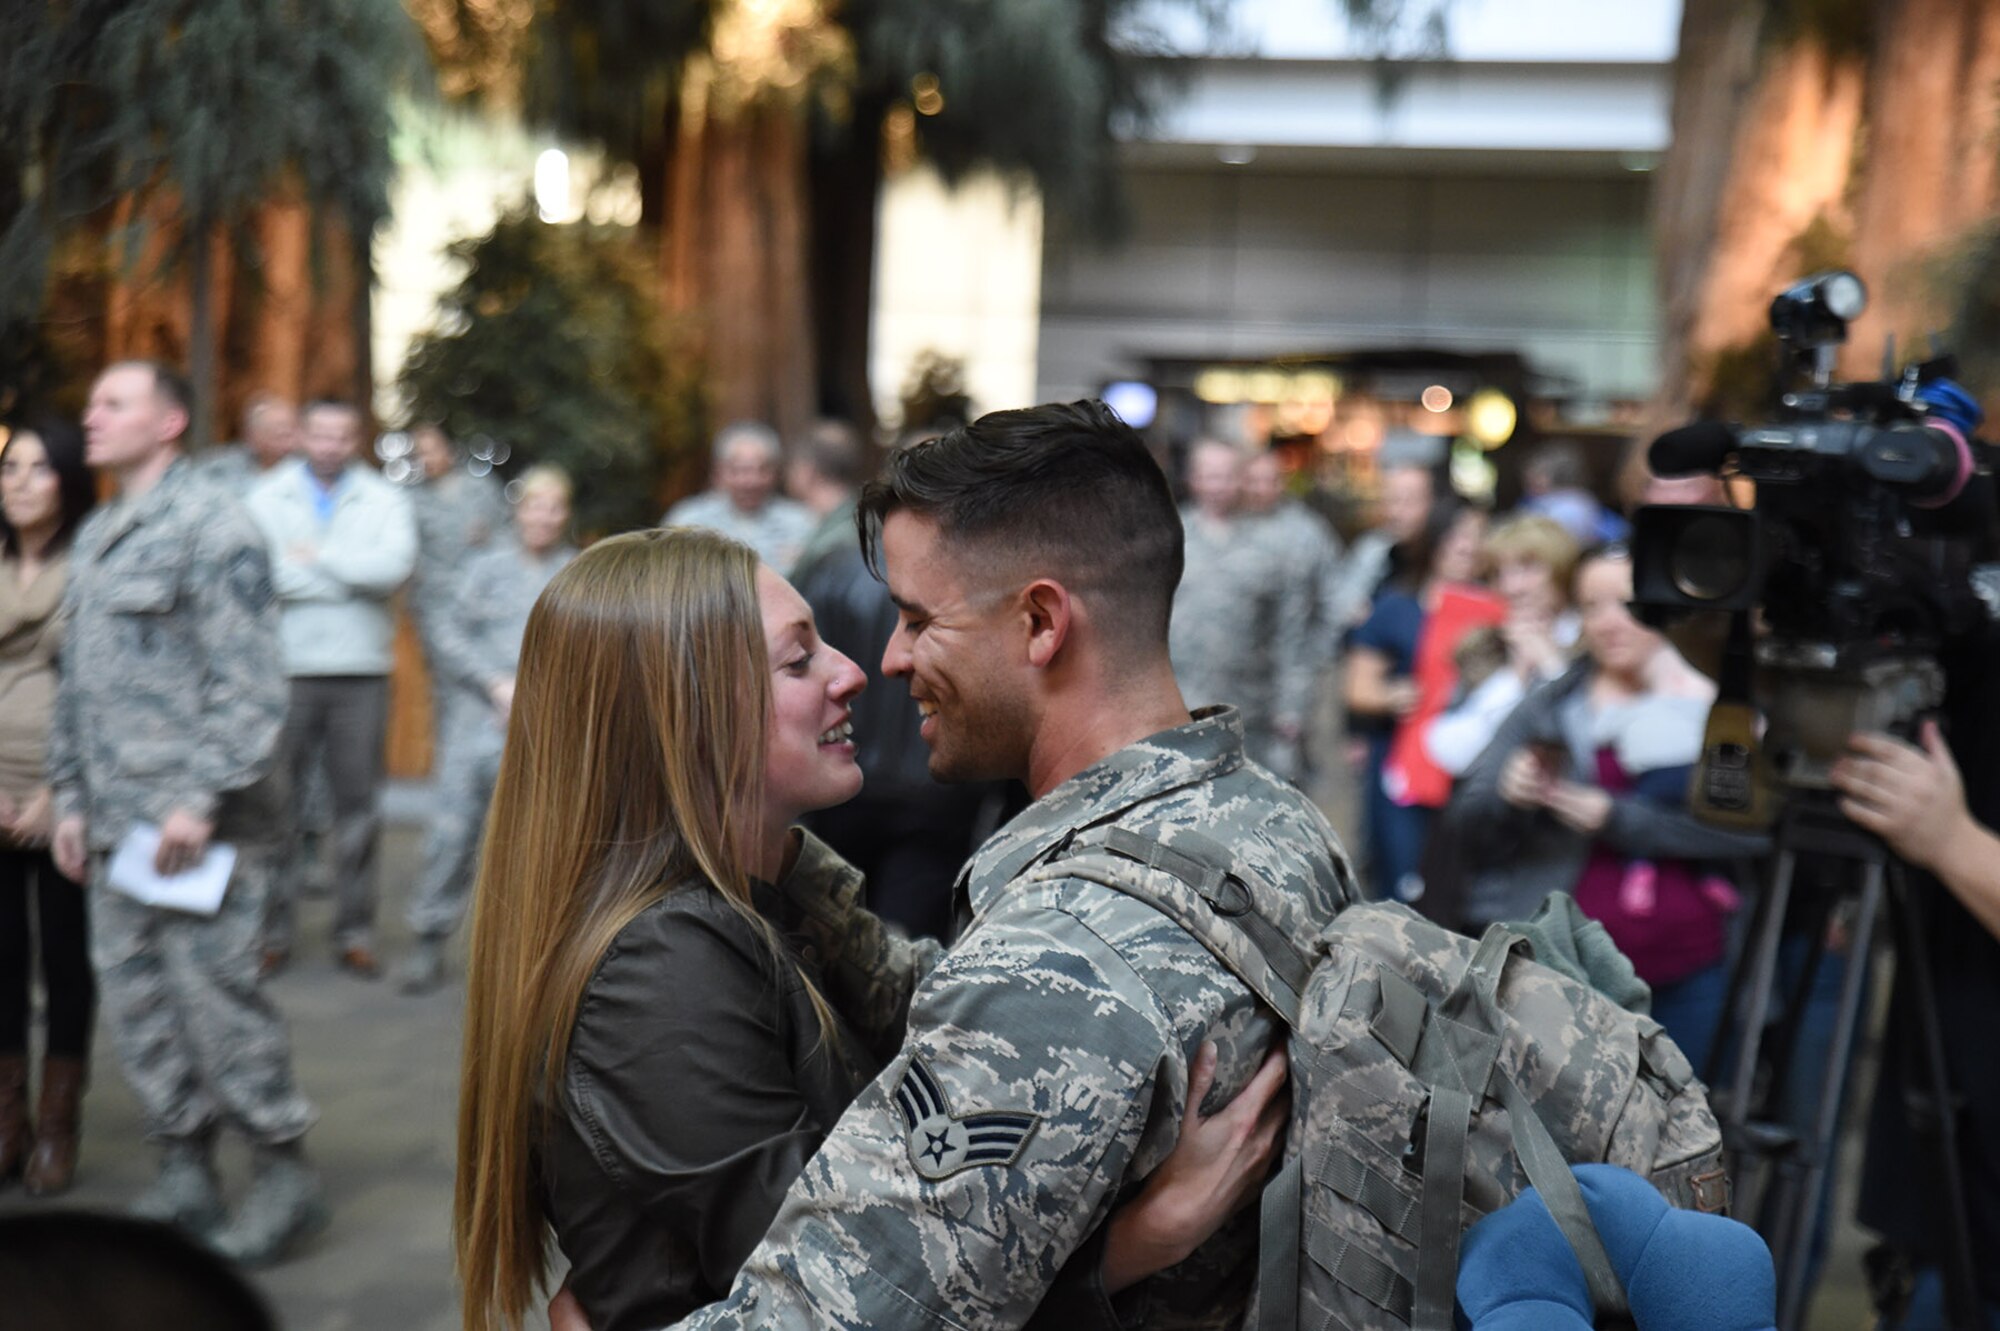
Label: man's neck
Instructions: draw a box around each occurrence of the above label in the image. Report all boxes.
[1024,661,1193,800]
[308,464,346,489]
[118,446,181,500]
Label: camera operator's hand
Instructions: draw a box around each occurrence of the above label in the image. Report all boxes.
[1499,749,1551,811]
[1831,724,1969,873]
[1542,780,1613,836]
[1833,723,2000,940]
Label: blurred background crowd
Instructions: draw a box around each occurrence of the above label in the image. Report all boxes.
[11,0,2000,1327]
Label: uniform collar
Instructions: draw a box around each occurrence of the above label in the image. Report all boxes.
[959,705,1245,915]
[91,456,194,555]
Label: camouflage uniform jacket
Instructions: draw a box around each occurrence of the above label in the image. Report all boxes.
[661,706,1355,1330]
[46,459,287,850]
[410,468,510,633]
[426,540,575,739]
[1171,510,1315,736]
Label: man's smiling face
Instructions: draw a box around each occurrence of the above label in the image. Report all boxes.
[878,510,1036,784]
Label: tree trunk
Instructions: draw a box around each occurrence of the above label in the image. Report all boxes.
[250,191,314,403]
[808,95,888,434]
[187,213,217,450]
[1655,0,2000,422]
[661,71,818,445]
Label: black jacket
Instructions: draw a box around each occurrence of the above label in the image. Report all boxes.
[538,860,1129,1331]
[541,882,876,1331]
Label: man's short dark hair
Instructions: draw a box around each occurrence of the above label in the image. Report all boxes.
[858,399,1184,652]
[796,418,866,488]
[1528,441,1589,491]
[302,397,360,426]
[105,360,192,427]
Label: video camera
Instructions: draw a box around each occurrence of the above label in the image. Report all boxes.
[1630,271,2000,826]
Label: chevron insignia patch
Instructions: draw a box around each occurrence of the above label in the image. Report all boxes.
[893,1055,1040,1181]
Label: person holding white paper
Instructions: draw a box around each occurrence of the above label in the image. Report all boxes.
[48,361,323,1268]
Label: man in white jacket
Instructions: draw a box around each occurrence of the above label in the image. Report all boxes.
[246,401,417,977]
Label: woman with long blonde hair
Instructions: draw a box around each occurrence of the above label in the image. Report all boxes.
[456,527,1283,1331]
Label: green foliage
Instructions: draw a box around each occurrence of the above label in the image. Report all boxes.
[845,0,1230,230]
[516,0,715,172]
[398,203,703,536]
[1,0,422,317]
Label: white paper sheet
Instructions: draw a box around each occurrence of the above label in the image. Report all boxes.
[105,823,237,916]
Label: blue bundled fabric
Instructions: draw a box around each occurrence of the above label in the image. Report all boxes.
[1457,1163,1776,1331]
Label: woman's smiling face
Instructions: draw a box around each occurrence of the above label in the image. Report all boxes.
[757,565,866,824]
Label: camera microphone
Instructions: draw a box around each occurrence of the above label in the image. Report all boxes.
[1648,420,1738,476]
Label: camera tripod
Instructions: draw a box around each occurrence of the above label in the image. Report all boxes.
[1709,797,1980,1330]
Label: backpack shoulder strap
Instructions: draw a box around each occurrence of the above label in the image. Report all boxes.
[1053,823,1314,1028]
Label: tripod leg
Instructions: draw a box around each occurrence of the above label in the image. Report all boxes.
[1887,865,1982,1331]
[1729,849,1796,1137]
[1776,860,1883,1330]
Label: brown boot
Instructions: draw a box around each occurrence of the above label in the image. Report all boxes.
[0,1055,28,1184]
[25,1056,85,1196]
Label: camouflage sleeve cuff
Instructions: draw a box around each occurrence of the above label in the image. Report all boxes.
[771,828,869,956]
[51,784,84,824]
[174,788,221,822]
[1024,1220,1133,1331]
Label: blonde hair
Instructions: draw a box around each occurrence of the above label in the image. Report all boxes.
[514,463,572,504]
[454,527,827,1331]
[1485,514,1582,602]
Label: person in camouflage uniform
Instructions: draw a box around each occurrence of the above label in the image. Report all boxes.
[1170,441,1315,782]
[661,421,816,575]
[408,423,511,650]
[558,400,1355,1330]
[48,361,323,1267]
[200,392,298,496]
[399,466,576,993]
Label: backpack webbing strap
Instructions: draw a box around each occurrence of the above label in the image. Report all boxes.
[1413,1087,1474,1331]
[1305,1226,1414,1322]
[1062,824,1312,1027]
[1256,1154,1302,1331]
[1316,1137,1421,1243]
[1493,1069,1629,1319]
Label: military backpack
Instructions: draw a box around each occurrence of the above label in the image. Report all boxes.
[1046,824,1730,1331]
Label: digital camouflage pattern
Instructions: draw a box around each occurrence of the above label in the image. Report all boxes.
[89,843,317,1144]
[656,707,1355,1330]
[1171,512,1316,781]
[660,490,817,577]
[1270,902,1727,1329]
[1245,497,1346,667]
[408,539,574,940]
[410,468,511,638]
[48,458,312,1146]
[47,459,288,847]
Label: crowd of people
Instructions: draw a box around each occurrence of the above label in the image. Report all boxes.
[2,361,1997,1330]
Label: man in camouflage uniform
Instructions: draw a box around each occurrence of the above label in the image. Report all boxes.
[408,422,511,657]
[601,400,1354,1329]
[1170,440,1315,782]
[201,392,299,496]
[660,420,815,575]
[48,361,323,1267]
[399,466,576,993]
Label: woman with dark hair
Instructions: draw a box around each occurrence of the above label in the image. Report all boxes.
[0,416,99,1195]
[456,528,1286,1331]
[1343,497,1498,900]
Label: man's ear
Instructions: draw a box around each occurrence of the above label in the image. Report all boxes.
[1019,578,1073,670]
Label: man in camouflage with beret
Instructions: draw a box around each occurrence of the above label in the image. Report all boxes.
[49,361,323,1267]
[569,400,1354,1329]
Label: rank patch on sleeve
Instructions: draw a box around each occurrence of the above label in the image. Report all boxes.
[893,1054,1039,1181]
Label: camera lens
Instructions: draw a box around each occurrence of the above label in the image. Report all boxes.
[1670,513,1753,601]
